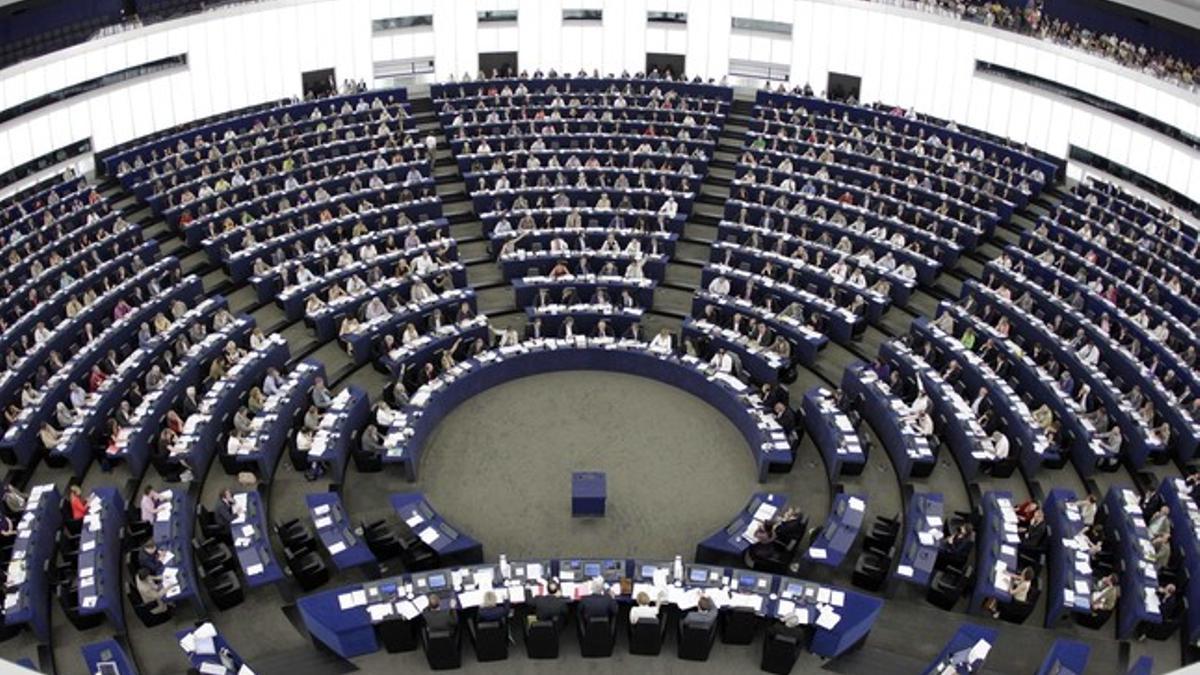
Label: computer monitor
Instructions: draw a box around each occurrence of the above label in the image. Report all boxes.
[689,568,707,583]
[640,565,656,578]
[785,582,804,596]
[583,563,601,577]
[427,574,447,588]
[738,574,756,588]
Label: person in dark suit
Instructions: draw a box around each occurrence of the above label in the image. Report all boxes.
[1158,583,1180,621]
[422,594,458,633]
[938,524,974,569]
[772,508,806,545]
[772,402,798,439]
[591,320,613,339]
[139,541,166,575]
[623,322,644,341]
[760,382,789,411]
[179,386,200,418]
[577,579,618,622]
[681,596,718,630]
[530,581,569,628]
[525,318,547,340]
[213,489,238,529]
[1019,508,1048,557]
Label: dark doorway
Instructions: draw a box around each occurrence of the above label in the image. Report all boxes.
[478,52,518,78]
[646,52,685,79]
[302,68,336,99]
[826,72,861,103]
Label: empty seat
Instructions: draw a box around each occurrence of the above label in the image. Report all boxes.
[577,615,616,657]
[721,606,758,644]
[469,618,508,662]
[421,626,461,670]
[524,619,560,659]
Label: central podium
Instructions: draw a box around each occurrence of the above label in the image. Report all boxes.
[571,472,606,517]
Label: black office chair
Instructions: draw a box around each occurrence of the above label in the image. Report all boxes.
[284,548,329,591]
[352,445,383,473]
[396,525,438,571]
[421,625,461,670]
[377,616,418,652]
[720,606,759,644]
[196,506,228,543]
[997,586,1040,624]
[677,615,718,661]
[469,618,508,662]
[194,538,235,575]
[628,616,666,655]
[1074,608,1112,630]
[200,567,244,610]
[362,520,402,561]
[275,519,317,554]
[760,627,806,674]
[577,615,617,657]
[126,582,173,627]
[851,549,891,592]
[524,619,560,659]
[926,564,971,611]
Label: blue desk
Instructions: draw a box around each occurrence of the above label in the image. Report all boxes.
[377,320,490,377]
[681,317,786,385]
[1158,477,1200,644]
[499,250,668,283]
[81,639,138,675]
[306,492,375,572]
[801,387,866,480]
[228,359,323,481]
[52,295,224,477]
[383,339,791,483]
[571,472,606,517]
[841,361,935,479]
[151,489,200,611]
[919,623,998,674]
[1103,486,1162,639]
[691,290,827,368]
[388,492,483,566]
[894,492,944,587]
[175,622,251,673]
[230,491,284,588]
[695,492,788,567]
[910,315,1052,474]
[297,556,880,661]
[113,317,254,478]
[1043,489,1094,627]
[700,264,861,346]
[174,337,289,484]
[804,494,866,568]
[3,484,61,641]
[77,487,125,632]
[307,386,370,486]
[881,340,991,481]
[341,286,474,367]
[511,275,655,309]
[970,491,1020,615]
[525,304,643,338]
[1033,638,1090,675]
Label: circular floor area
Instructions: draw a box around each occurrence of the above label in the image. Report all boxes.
[412,370,765,560]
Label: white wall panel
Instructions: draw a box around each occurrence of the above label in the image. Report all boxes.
[0,0,1195,205]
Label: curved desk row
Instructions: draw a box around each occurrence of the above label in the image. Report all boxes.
[382,338,791,482]
[804,493,866,568]
[225,359,323,481]
[800,387,866,480]
[841,362,935,479]
[307,492,375,572]
[3,484,61,642]
[77,487,126,632]
[389,492,483,567]
[894,492,944,587]
[1043,488,1094,628]
[297,556,880,661]
[695,493,788,567]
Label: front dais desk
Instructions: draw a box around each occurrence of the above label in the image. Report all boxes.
[297,557,882,660]
[383,338,793,482]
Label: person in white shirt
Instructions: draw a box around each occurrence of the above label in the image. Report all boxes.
[970,387,988,416]
[658,196,678,219]
[707,275,731,295]
[628,592,660,624]
[649,329,673,354]
[987,431,1009,461]
[1077,341,1100,367]
[709,348,734,374]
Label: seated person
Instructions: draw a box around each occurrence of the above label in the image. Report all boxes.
[681,595,718,631]
[628,592,661,625]
[578,579,618,623]
[529,581,569,629]
[135,568,171,615]
[422,593,458,633]
[139,541,166,575]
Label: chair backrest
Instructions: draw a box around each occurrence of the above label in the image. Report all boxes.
[525,620,559,659]
[580,616,615,656]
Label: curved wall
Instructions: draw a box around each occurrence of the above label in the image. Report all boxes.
[0,0,1196,200]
